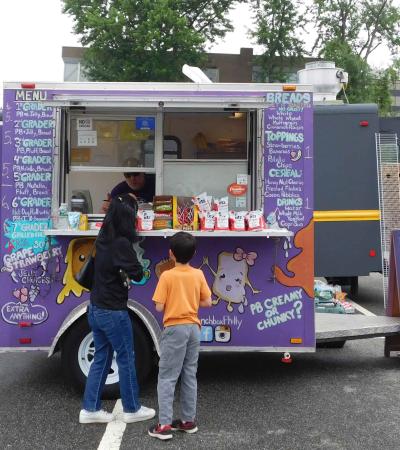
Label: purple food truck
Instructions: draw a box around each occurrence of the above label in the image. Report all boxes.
[0,81,314,396]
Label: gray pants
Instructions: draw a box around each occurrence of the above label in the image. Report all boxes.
[157,324,201,425]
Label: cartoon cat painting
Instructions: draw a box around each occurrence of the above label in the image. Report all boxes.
[201,248,260,313]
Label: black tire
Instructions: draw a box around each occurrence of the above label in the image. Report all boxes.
[317,340,346,349]
[350,277,359,297]
[61,315,154,399]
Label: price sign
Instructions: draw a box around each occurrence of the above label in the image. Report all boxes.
[77,118,93,130]
[77,131,97,147]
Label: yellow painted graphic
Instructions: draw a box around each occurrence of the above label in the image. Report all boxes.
[57,238,95,304]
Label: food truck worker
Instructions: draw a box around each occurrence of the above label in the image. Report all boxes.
[101,172,155,213]
[101,157,155,213]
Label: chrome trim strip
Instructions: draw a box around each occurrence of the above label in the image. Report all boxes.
[0,347,50,353]
[199,346,315,353]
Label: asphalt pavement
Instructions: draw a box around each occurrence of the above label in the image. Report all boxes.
[1,274,400,450]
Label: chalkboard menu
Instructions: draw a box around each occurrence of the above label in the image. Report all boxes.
[263,92,313,232]
[1,89,54,254]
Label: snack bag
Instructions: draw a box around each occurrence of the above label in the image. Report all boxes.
[153,212,172,230]
[173,196,199,231]
[137,209,155,231]
[153,218,173,230]
[193,192,212,214]
[229,211,247,231]
[79,214,89,231]
[153,195,173,213]
[200,211,216,231]
[215,211,229,231]
[266,209,281,230]
[214,197,229,214]
[246,210,267,231]
[67,211,81,230]
[153,196,173,230]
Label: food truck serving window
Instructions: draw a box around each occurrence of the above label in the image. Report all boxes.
[163,112,247,160]
[65,114,157,214]
[70,116,155,168]
[162,111,253,211]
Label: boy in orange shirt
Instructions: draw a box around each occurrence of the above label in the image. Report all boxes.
[148,231,212,441]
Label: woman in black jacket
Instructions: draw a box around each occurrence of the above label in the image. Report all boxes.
[79,194,155,424]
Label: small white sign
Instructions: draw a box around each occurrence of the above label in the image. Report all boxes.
[77,131,97,147]
[237,174,248,185]
[76,118,93,131]
[236,196,246,208]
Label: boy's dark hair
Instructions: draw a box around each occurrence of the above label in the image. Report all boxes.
[169,232,196,264]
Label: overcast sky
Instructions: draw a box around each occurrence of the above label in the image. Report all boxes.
[0,0,395,105]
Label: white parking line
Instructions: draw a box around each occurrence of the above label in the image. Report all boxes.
[97,400,126,450]
[347,300,377,316]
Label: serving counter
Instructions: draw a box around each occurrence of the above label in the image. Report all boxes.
[43,229,294,238]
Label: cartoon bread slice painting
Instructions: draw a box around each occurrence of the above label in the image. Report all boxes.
[201,248,260,313]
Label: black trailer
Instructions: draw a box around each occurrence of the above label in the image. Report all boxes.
[314,104,381,294]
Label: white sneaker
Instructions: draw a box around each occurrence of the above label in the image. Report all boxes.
[79,409,115,424]
[121,406,156,423]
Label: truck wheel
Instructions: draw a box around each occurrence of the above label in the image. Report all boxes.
[61,315,154,399]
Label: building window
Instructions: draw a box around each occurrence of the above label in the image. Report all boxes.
[202,68,220,83]
[252,65,299,83]
[64,62,80,82]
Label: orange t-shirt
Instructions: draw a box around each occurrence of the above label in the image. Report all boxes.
[152,265,211,327]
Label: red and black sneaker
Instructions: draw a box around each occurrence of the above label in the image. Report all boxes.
[171,419,198,434]
[148,423,173,440]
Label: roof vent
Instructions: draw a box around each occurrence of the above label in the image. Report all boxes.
[297,61,348,101]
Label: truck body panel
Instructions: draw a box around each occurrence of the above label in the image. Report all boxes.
[0,83,315,352]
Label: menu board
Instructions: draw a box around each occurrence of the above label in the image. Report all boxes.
[263,92,313,232]
[1,89,55,253]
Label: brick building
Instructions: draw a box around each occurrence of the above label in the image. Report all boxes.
[62,46,316,84]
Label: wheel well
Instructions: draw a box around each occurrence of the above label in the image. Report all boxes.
[54,310,156,356]
[128,310,156,353]
[54,314,87,354]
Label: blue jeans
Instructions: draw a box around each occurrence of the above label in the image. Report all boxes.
[82,304,141,413]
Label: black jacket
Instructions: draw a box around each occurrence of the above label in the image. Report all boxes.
[90,236,143,310]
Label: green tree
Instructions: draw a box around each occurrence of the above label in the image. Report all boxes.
[323,39,394,115]
[250,0,306,82]
[62,0,242,82]
[312,0,400,61]
[323,39,372,103]
[370,68,393,116]
[311,1,400,114]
